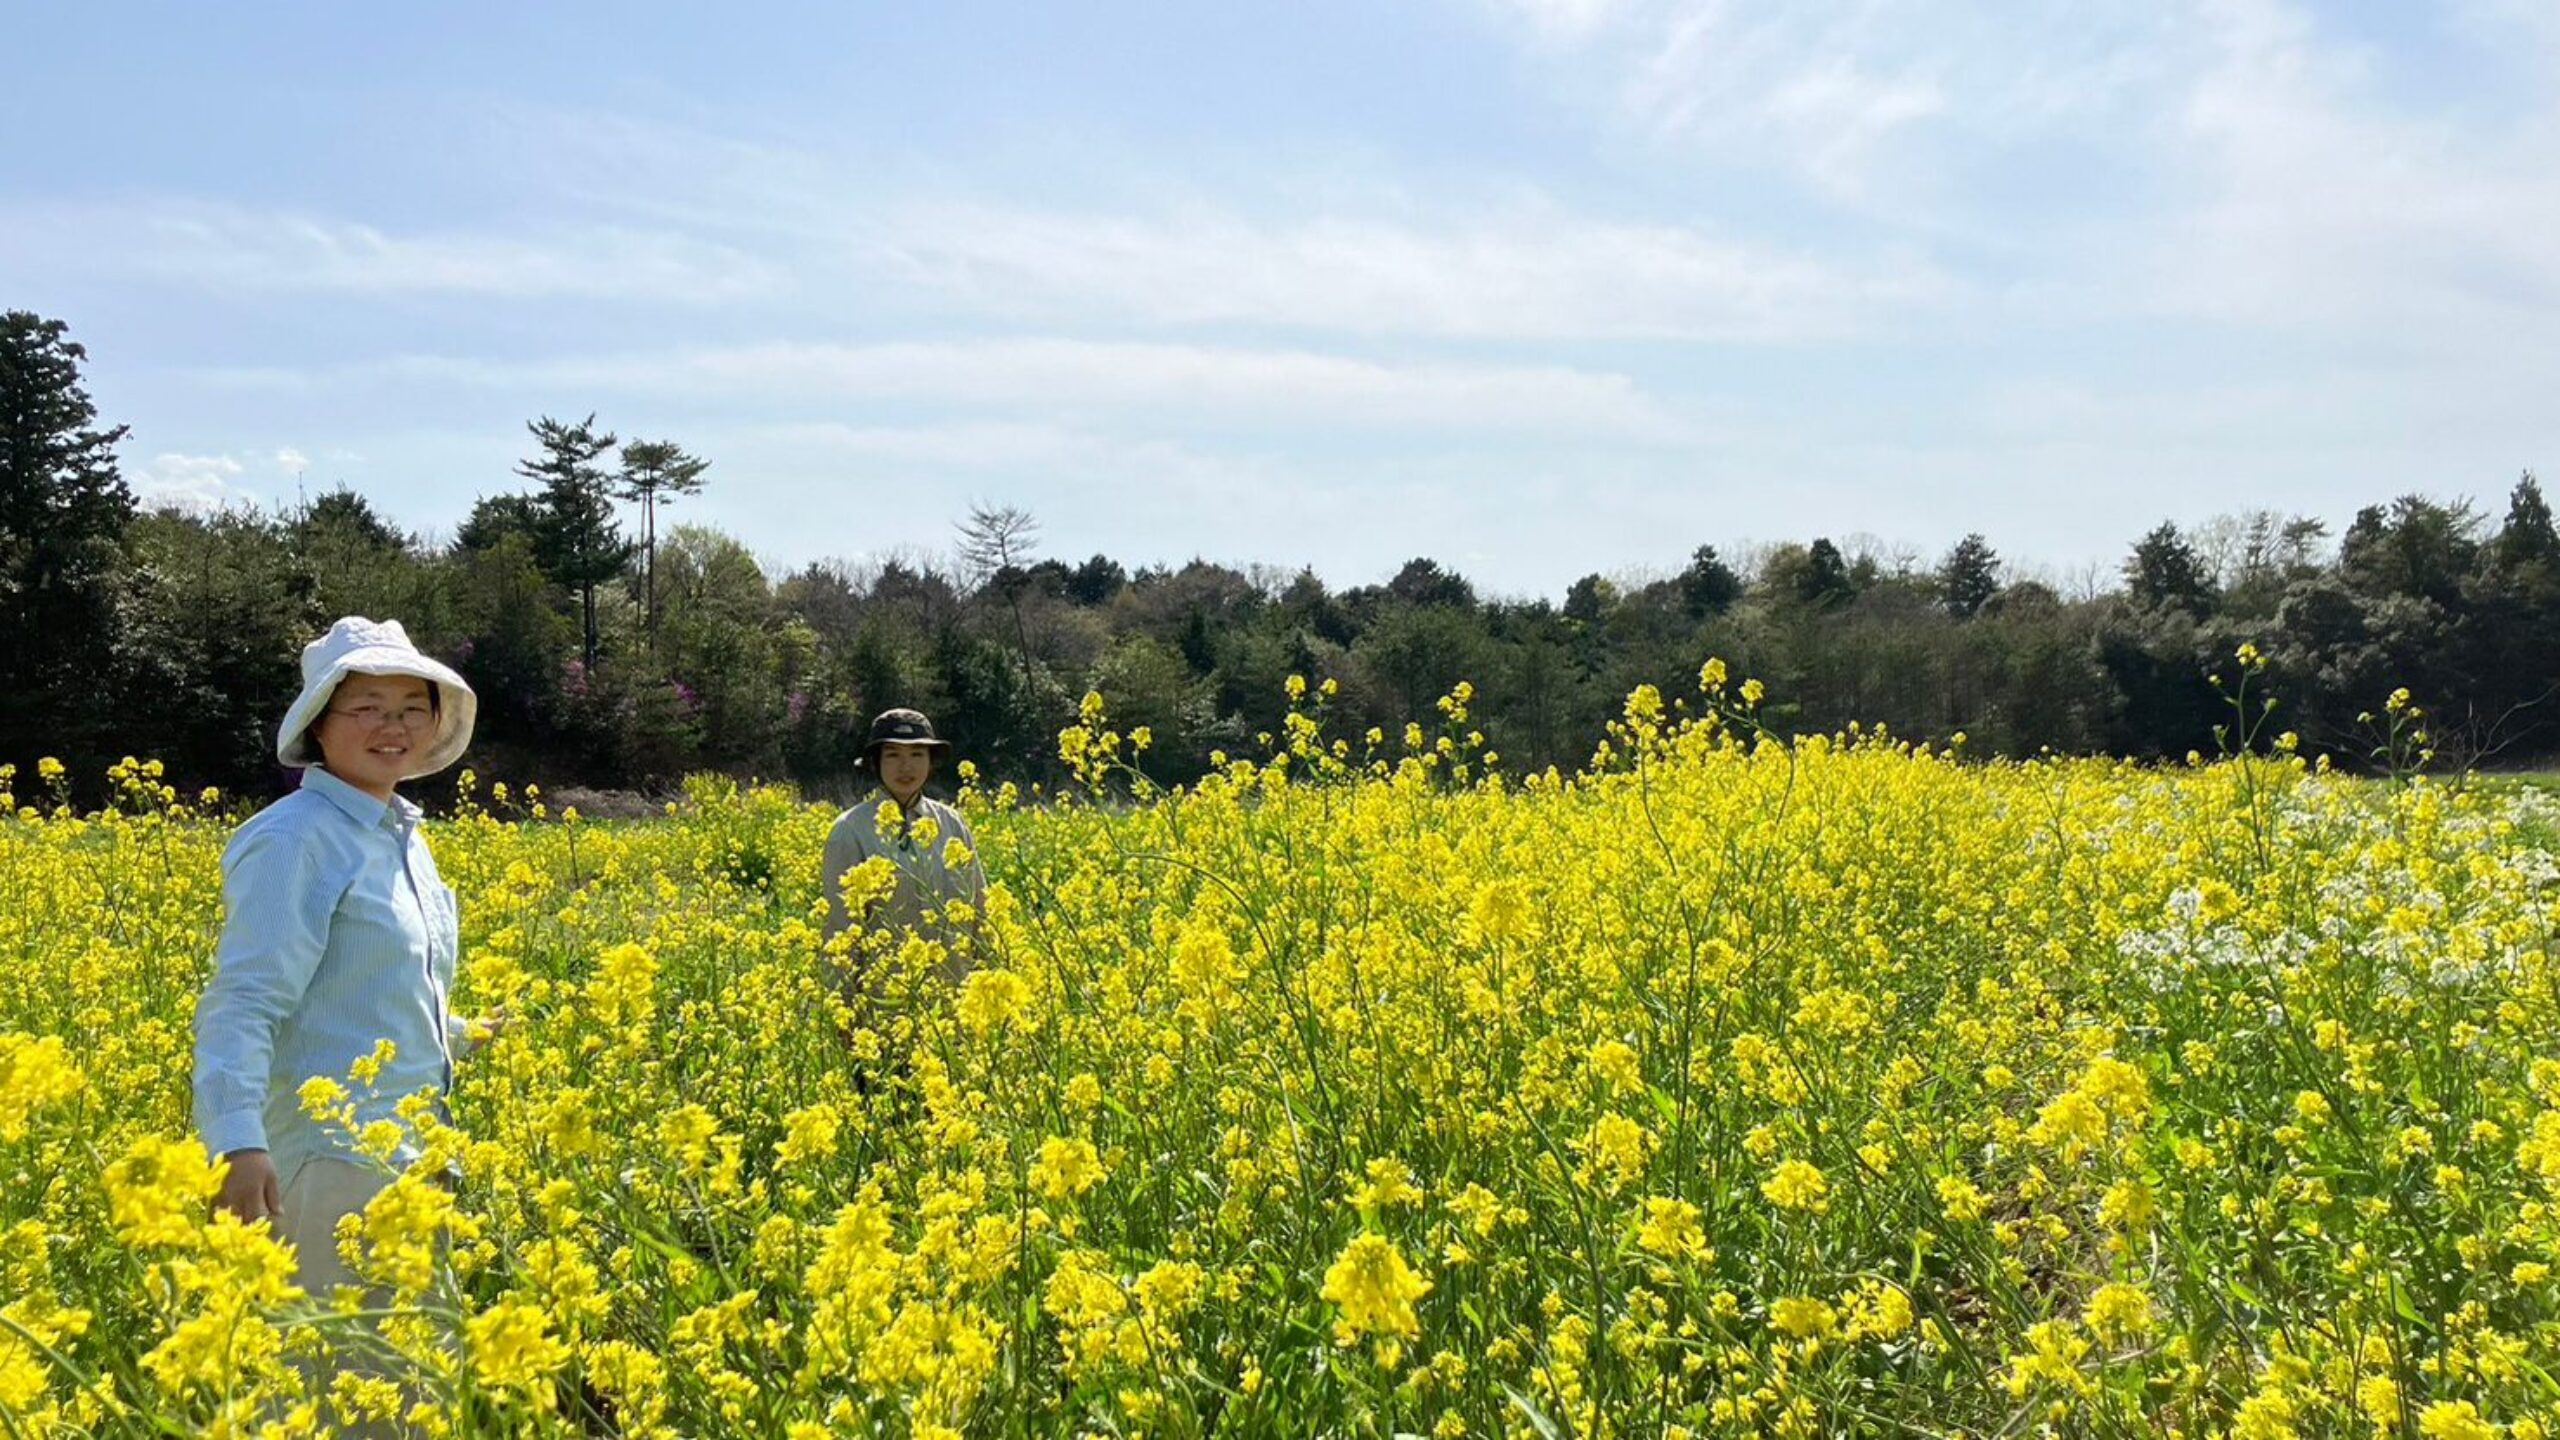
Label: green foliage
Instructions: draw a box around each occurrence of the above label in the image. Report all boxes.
[1937,532,2000,620]
[517,413,630,668]
[119,508,309,784]
[0,311,135,776]
[615,437,711,649]
[1677,544,1743,617]
[2126,521,2216,616]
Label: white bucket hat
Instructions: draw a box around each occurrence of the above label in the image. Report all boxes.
[276,617,477,778]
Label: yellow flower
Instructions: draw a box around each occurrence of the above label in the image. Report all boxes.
[1349,1156,1424,1211]
[2083,1282,2153,1342]
[1845,1280,1911,1340]
[659,1104,721,1170]
[103,1134,217,1249]
[957,969,1032,1035]
[1321,1234,1431,1346]
[1470,883,1530,945]
[2357,1376,2401,1428]
[1582,1113,1654,1191]
[1768,1295,1835,1339]
[1064,1072,1103,1110]
[777,1103,842,1166]
[1133,1259,1205,1321]
[1762,1159,1830,1213]
[1588,1039,1642,1094]
[466,1297,570,1402]
[0,1333,46,1412]
[2419,1401,2498,1440]
[1635,1196,1707,1260]
[2233,1388,2299,1440]
[1031,1136,1106,1202]
[0,1033,85,1140]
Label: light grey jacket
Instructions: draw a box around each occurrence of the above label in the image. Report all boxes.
[819,793,987,986]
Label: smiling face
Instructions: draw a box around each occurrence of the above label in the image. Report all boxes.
[875,741,936,805]
[312,672,437,800]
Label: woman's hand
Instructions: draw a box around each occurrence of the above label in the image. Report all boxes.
[216,1148,282,1224]
[464,1007,514,1052]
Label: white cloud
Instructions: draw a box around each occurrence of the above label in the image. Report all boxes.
[0,199,780,301]
[862,200,1950,341]
[133,453,247,513]
[1487,0,2187,203]
[1493,0,1627,42]
[744,420,1223,473]
[265,338,1693,441]
[2150,0,2560,346]
[727,420,1293,528]
[1479,0,2560,353]
[273,447,310,474]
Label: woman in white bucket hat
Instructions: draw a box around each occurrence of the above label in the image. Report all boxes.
[191,617,499,1309]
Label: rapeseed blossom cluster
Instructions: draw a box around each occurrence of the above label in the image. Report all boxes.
[1,672,2558,1435]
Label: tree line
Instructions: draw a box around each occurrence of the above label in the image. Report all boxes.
[6,310,2557,804]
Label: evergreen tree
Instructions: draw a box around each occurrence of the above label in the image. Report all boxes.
[613,438,710,653]
[2125,522,2215,615]
[293,487,444,642]
[293,486,403,550]
[2339,495,2480,607]
[2474,474,2560,757]
[1938,533,2001,620]
[0,313,134,773]
[1562,573,1615,624]
[1798,538,1856,608]
[119,509,307,789]
[1065,554,1128,607]
[1388,557,1477,610]
[516,414,628,668]
[456,492,548,553]
[2492,473,2557,575]
[1678,545,1742,617]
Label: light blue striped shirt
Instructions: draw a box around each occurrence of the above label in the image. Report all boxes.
[192,766,465,1185]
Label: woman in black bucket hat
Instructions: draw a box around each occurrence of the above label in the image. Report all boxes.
[818,708,988,996]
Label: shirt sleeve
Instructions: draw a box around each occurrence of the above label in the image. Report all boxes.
[412,842,473,1054]
[819,817,860,942]
[951,812,988,906]
[192,823,342,1157]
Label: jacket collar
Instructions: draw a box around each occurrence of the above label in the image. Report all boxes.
[301,765,421,830]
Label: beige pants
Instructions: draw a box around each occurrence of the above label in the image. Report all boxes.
[280,1158,409,1436]
[280,1156,393,1300]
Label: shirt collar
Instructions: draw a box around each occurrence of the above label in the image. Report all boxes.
[301,765,421,831]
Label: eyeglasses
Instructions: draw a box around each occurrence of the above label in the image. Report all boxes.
[328,704,437,732]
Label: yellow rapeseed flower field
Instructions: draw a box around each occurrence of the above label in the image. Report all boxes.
[4,671,2560,1437]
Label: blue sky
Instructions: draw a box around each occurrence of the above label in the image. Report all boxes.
[7,0,2556,598]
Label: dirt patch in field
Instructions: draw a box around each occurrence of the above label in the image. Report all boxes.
[543,786,669,821]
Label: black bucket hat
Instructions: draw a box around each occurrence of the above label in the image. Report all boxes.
[862,708,952,766]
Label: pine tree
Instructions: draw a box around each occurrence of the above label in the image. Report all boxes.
[0,312,134,770]
[613,439,711,652]
[516,414,628,668]
[1938,533,2002,620]
[2125,522,2214,615]
[1678,544,1742,617]
[1799,538,1856,607]
[2494,472,2557,575]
